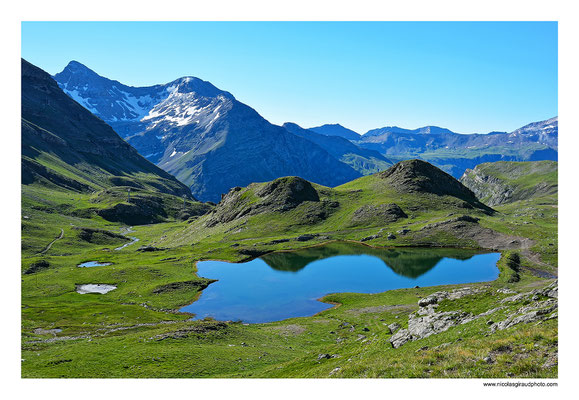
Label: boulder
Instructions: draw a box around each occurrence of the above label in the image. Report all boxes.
[296,234,316,242]
[387,323,401,334]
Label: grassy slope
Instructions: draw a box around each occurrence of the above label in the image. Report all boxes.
[460,160,558,205]
[159,173,491,251]
[21,168,558,378]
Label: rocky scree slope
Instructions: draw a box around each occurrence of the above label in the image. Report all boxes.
[54,61,361,202]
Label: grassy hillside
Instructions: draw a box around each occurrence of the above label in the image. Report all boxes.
[460,161,558,206]
[21,160,558,378]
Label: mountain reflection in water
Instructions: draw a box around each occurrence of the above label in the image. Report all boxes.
[181,242,499,323]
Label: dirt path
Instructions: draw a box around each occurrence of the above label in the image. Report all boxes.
[38,228,64,255]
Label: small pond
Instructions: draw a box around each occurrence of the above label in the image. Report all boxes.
[180,242,500,323]
[76,284,117,294]
[78,261,112,268]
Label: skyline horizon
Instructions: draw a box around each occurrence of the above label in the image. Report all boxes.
[36,57,557,136]
[22,21,557,134]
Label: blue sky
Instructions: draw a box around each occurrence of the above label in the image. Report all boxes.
[21,21,557,134]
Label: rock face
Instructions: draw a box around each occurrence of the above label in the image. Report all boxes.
[205,177,334,227]
[459,161,558,206]
[54,61,361,202]
[21,59,192,198]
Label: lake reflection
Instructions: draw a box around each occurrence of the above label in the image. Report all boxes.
[181,242,500,323]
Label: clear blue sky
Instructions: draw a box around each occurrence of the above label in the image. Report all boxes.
[21,21,557,134]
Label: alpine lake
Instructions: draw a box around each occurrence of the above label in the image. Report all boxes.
[181,242,500,323]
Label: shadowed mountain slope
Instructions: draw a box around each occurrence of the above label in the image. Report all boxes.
[21,59,192,198]
[283,122,392,175]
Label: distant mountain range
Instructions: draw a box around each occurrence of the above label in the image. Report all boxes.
[54,62,363,202]
[282,123,392,175]
[353,118,557,177]
[309,124,361,141]
[53,60,557,199]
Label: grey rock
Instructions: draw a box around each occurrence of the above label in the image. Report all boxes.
[387,323,401,334]
[540,280,558,298]
[390,329,412,348]
[417,287,485,308]
[500,293,529,303]
[496,288,516,294]
[491,299,558,332]
[418,295,440,307]
[390,310,469,348]
[360,234,380,242]
[296,234,316,242]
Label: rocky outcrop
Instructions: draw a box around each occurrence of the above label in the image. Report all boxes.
[378,160,493,213]
[490,299,557,332]
[390,287,490,348]
[490,280,558,332]
[389,282,558,348]
[206,177,336,227]
[151,321,228,341]
[350,203,408,226]
[459,161,558,206]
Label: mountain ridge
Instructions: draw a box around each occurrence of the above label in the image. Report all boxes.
[55,61,361,202]
[309,123,361,140]
[22,58,192,198]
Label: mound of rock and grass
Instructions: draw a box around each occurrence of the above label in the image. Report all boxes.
[206,176,337,227]
[74,227,130,245]
[379,159,494,213]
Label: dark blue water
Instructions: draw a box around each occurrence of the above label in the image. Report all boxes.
[181,243,500,323]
